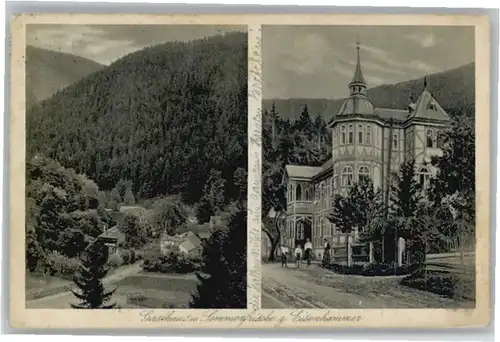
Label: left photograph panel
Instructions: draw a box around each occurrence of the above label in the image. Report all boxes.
[25,24,248,309]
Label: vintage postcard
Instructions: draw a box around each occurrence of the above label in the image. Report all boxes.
[9,13,491,330]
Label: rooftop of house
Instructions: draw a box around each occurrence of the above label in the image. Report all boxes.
[285,165,323,180]
[161,230,202,248]
[119,205,146,216]
[98,226,124,241]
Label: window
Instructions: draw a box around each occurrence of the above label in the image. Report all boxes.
[392,132,398,149]
[341,166,354,186]
[331,223,336,236]
[358,124,363,144]
[437,130,444,149]
[366,125,372,144]
[295,184,302,201]
[333,174,338,190]
[427,102,437,111]
[417,167,431,190]
[320,183,325,210]
[341,125,346,145]
[426,130,434,148]
[288,185,292,202]
[326,181,331,208]
[319,217,324,238]
[358,166,370,183]
[305,186,311,201]
[348,125,354,144]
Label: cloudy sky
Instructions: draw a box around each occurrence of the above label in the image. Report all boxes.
[263,25,475,99]
[27,24,245,65]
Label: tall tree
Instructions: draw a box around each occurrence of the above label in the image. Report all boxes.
[328,179,382,266]
[389,159,423,262]
[430,115,475,219]
[71,240,116,309]
[202,169,227,215]
[110,188,122,205]
[123,188,136,205]
[294,104,313,137]
[118,213,147,248]
[150,196,187,236]
[190,202,247,308]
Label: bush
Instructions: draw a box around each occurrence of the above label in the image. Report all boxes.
[401,269,475,300]
[47,251,81,280]
[116,248,138,265]
[142,251,197,274]
[327,262,420,276]
[135,250,144,261]
[108,254,124,268]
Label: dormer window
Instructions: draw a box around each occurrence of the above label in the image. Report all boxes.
[427,102,437,111]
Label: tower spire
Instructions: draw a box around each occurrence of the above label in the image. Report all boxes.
[349,38,367,96]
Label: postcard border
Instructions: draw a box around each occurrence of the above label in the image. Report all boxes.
[8,13,492,329]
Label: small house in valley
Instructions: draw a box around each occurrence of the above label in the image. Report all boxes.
[160,231,203,258]
[97,225,124,255]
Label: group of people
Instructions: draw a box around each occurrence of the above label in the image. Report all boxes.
[280,238,331,268]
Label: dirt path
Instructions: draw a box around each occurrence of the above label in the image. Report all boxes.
[262,263,475,309]
[26,263,143,308]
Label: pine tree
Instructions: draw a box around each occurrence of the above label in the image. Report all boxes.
[123,188,136,205]
[110,188,122,205]
[203,169,226,215]
[71,240,116,309]
[190,203,247,308]
[294,104,312,135]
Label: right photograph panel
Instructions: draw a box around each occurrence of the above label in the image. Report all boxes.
[261,25,476,309]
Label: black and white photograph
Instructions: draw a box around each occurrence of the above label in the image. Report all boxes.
[261,25,476,309]
[24,24,248,309]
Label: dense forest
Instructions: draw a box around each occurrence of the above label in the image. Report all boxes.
[27,32,248,206]
[263,62,475,121]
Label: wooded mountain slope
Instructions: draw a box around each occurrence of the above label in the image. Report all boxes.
[27,32,248,205]
[26,46,104,107]
[264,62,475,120]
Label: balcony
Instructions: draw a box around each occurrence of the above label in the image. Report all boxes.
[286,201,314,214]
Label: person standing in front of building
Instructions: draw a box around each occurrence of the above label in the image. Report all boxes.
[294,244,303,268]
[304,238,313,267]
[322,238,331,267]
[280,245,288,268]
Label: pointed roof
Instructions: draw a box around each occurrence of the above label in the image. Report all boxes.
[410,88,450,121]
[350,40,366,85]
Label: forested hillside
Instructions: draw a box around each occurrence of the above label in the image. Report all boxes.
[263,62,474,120]
[26,46,104,107]
[27,32,248,205]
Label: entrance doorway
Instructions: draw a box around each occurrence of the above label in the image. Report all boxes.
[295,219,312,248]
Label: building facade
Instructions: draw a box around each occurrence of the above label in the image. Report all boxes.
[282,42,451,261]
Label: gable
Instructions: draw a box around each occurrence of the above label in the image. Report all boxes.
[411,89,450,122]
